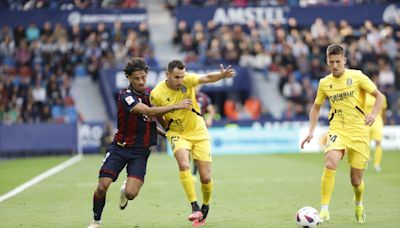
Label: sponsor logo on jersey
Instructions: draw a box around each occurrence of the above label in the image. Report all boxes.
[125,96,135,105]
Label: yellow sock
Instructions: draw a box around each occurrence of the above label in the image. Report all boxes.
[321,168,336,205]
[374,145,382,168]
[179,170,197,202]
[353,180,365,205]
[201,180,213,205]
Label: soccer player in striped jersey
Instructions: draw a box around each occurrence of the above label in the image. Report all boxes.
[88,58,192,228]
[301,44,385,224]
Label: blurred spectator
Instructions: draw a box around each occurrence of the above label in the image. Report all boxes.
[244,97,261,120]
[0,4,153,124]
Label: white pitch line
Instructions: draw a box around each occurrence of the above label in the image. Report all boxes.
[0,154,83,203]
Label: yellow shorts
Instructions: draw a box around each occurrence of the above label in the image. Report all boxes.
[325,131,369,170]
[369,119,383,141]
[168,136,212,162]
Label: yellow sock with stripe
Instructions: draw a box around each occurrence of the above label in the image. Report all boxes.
[374,145,382,168]
[353,180,365,206]
[321,168,336,205]
[179,170,197,202]
[201,180,213,205]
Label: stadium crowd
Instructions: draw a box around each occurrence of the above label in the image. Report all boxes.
[0,0,142,10]
[0,19,153,124]
[165,0,398,10]
[1,0,400,125]
[172,15,400,124]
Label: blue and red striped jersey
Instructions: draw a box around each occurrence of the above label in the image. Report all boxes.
[113,86,157,150]
[196,92,211,115]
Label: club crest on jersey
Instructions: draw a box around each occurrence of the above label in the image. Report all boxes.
[347,78,352,86]
[125,96,135,105]
[181,86,187,93]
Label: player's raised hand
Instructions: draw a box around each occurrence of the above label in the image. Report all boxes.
[364,114,375,126]
[176,99,193,110]
[220,64,236,78]
[300,133,314,149]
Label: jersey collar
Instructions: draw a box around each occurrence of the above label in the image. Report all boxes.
[128,84,145,96]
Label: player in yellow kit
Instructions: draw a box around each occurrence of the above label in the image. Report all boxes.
[150,60,235,227]
[301,44,385,224]
[365,90,387,172]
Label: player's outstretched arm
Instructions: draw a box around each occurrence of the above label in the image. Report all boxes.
[301,103,321,149]
[131,99,192,116]
[198,64,236,84]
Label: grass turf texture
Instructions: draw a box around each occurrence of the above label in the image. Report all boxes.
[0,152,399,227]
[0,156,71,195]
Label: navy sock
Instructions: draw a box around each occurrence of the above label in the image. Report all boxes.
[93,192,106,221]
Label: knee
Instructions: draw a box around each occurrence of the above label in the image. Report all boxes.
[325,160,337,170]
[96,183,109,196]
[325,155,339,170]
[124,189,139,200]
[178,161,191,171]
[350,176,362,186]
[200,177,211,184]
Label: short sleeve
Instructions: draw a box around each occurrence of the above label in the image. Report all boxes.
[184,73,200,89]
[314,79,326,105]
[121,93,139,111]
[359,72,377,94]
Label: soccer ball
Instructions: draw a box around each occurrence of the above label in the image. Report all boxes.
[295,206,320,228]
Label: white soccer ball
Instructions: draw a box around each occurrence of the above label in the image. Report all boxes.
[295,206,321,228]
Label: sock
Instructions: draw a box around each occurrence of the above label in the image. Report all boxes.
[321,168,336,206]
[93,191,106,221]
[353,180,365,206]
[374,145,382,168]
[179,170,197,203]
[201,180,213,205]
[320,204,329,212]
[191,201,200,211]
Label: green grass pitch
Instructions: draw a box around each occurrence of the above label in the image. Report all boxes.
[0,151,399,227]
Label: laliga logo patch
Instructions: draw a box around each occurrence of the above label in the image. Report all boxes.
[347,78,352,86]
[125,96,135,105]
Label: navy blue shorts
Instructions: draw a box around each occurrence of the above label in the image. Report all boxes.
[99,143,150,182]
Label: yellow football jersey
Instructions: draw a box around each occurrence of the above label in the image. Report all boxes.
[150,73,210,141]
[315,69,377,137]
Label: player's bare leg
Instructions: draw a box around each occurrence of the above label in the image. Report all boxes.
[120,177,144,210]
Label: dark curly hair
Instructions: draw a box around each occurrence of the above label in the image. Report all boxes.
[167,59,185,73]
[123,57,149,77]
